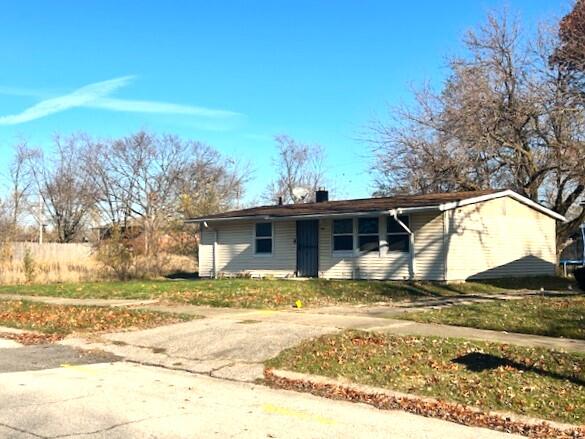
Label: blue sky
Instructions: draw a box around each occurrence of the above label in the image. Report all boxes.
[0,0,569,203]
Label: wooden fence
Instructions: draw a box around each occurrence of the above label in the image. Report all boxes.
[0,242,97,284]
[9,242,94,262]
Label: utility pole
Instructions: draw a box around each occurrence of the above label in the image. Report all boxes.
[38,193,43,244]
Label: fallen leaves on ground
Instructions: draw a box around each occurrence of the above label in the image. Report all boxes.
[0,332,64,344]
[266,331,585,425]
[0,300,193,335]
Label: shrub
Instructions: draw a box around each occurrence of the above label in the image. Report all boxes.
[22,248,36,284]
[95,227,135,281]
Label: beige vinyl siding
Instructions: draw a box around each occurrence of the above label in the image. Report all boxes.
[198,227,215,277]
[199,221,296,277]
[319,213,444,280]
[412,211,445,280]
[318,218,357,279]
[198,195,556,281]
[445,197,556,280]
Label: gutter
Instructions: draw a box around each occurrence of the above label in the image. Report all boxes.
[186,190,566,224]
[187,206,441,224]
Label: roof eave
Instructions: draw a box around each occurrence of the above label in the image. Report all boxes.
[185,205,442,224]
[438,189,567,222]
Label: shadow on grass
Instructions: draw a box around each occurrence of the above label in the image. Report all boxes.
[165,271,200,280]
[453,352,585,387]
[472,276,576,291]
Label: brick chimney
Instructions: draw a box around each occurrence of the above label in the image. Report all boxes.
[315,188,329,203]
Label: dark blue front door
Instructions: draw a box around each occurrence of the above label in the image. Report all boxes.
[296,220,319,277]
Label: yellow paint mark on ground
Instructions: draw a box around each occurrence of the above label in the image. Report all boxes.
[253,310,278,316]
[262,403,336,425]
[60,363,99,376]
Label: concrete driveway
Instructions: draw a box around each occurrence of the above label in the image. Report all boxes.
[62,308,344,381]
[61,301,585,384]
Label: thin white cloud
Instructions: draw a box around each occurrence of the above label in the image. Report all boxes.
[0,76,134,125]
[0,76,240,125]
[0,86,45,98]
[90,98,240,118]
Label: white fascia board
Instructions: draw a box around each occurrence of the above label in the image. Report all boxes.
[187,206,442,224]
[188,211,389,223]
[438,190,567,222]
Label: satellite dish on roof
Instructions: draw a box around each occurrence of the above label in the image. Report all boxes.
[292,186,310,202]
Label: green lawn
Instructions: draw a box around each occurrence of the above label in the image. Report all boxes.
[0,300,194,335]
[266,331,585,425]
[401,295,585,340]
[0,276,575,309]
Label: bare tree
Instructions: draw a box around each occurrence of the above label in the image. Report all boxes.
[175,143,247,218]
[29,135,97,243]
[369,10,585,255]
[3,143,34,239]
[552,0,585,72]
[265,135,327,204]
[86,131,247,256]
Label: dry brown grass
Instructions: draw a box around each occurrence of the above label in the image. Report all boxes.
[0,259,102,284]
[0,242,197,285]
[0,242,100,284]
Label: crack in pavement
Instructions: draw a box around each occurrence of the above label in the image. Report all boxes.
[3,394,93,411]
[208,361,236,375]
[1,413,197,439]
[124,359,263,384]
[48,414,189,438]
[0,421,47,438]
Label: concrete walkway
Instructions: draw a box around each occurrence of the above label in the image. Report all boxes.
[52,301,583,387]
[137,302,585,352]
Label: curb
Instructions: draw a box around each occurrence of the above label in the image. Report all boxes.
[264,368,585,439]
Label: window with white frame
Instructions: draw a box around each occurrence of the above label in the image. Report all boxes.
[386,215,410,253]
[358,217,379,253]
[255,222,272,254]
[332,219,353,252]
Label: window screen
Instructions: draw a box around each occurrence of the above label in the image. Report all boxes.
[386,216,410,253]
[333,219,353,251]
[255,222,272,254]
[358,217,379,253]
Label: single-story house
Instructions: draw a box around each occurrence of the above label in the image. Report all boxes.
[187,189,565,281]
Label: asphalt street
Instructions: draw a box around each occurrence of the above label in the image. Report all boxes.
[0,305,530,438]
[0,361,519,439]
[0,345,118,373]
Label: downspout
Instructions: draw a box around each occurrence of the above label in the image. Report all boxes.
[203,221,218,279]
[581,224,585,265]
[212,227,218,279]
[391,210,416,280]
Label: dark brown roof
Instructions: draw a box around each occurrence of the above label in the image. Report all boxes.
[189,189,502,221]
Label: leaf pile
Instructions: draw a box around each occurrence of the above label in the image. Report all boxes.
[266,331,585,425]
[0,332,64,344]
[402,295,585,340]
[0,300,193,335]
[264,368,585,438]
